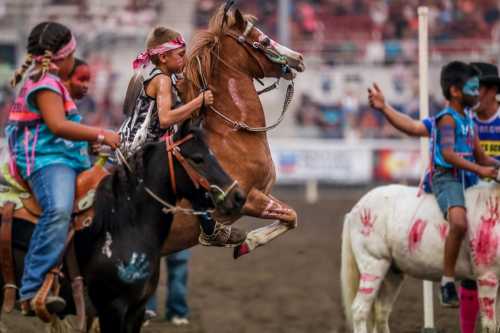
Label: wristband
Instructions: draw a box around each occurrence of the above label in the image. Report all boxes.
[96,130,105,144]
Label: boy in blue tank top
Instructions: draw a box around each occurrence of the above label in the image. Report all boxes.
[369,61,500,331]
[369,61,500,307]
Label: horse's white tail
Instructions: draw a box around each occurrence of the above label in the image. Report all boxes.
[341,212,359,329]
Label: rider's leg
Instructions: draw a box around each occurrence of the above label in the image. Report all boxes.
[459,279,479,333]
[441,205,467,307]
[19,164,76,311]
[197,213,246,247]
[432,170,467,307]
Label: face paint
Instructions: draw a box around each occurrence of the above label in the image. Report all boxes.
[463,77,479,97]
[117,252,151,283]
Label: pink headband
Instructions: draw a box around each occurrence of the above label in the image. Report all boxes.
[33,35,77,62]
[132,35,186,69]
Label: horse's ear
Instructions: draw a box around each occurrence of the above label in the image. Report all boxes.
[234,9,246,31]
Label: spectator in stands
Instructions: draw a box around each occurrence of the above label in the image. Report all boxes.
[194,0,216,29]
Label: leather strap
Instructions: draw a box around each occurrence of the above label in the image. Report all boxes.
[167,136,177,195]
[172,149,210,190]
[0,202,16,313]
[33,227,76,323]
[66,239,86,332]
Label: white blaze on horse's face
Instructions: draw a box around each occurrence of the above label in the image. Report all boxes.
[254,27,305,73]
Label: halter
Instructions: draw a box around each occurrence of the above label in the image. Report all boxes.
[115,133,238,214]
[165,134,238,206]
[195,20,295,132]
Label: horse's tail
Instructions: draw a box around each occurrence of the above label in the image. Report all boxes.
[341,211,359,329]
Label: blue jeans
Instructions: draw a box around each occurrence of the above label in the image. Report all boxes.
[147,249,191,318]
[432,169,466,218]
[19,164,76,301]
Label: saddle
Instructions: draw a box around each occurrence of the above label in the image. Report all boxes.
[0,155,110,329]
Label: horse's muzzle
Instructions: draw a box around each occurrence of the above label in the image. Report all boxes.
[211,182,246,216]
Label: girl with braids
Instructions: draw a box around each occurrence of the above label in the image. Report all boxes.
[6,21,120,314]
[120,26,246,248]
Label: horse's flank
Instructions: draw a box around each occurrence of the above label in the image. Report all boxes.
[342,182,500,331]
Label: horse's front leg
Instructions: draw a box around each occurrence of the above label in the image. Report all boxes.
[234,188,297,259]
[477,272,499,333]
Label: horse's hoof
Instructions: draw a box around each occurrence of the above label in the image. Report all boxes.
[233,241,250,259]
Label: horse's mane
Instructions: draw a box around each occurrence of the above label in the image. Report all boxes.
[90,144,157,235]
[182,6,256,107]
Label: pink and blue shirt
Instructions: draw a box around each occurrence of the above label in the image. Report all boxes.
[5,73,90,179]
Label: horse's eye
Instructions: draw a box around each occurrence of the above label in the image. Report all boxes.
[261,37,271,47]
[191,154,204,165]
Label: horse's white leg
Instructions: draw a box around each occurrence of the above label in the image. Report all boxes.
[476,273,499,333]
[352,260,390,333]
[373,270,404,333]
[234,190,297,258]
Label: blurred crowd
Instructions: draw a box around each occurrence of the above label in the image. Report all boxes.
[295,69,443,140]
[0,54,124,132]
[194,0,500,64]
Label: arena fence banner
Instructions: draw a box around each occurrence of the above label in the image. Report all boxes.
[270,139,373,184]
[373,148,422,182]
[270,139,422,184]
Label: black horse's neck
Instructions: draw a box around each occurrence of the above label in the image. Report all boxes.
[77,142,184,258]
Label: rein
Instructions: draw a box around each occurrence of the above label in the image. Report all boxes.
[193,21,295,133]
[165,134,238,206]
[115,133,238,214]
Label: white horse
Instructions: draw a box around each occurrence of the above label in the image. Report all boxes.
[341,183,500,333]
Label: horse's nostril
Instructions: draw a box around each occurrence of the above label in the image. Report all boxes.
[234,191,246,207]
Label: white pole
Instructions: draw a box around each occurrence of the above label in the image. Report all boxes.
[305,179,318,204]
[418,6,436,333]
[278,0,290,47]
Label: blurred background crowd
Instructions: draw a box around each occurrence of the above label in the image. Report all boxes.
[0,0,499,140]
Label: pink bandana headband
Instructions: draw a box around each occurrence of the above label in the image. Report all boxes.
[33,34,77,62]
[132,35,186,69]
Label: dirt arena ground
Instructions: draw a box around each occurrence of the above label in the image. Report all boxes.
[0,186,466,332]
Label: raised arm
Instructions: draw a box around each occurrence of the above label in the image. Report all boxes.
[368,83,429,137]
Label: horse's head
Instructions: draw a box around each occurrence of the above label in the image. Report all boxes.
[221,7,305,80]
[171,117,246,216]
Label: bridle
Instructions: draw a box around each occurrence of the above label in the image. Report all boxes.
[165,133,238,206]
[195,20,295,132]
[115,133,238,214]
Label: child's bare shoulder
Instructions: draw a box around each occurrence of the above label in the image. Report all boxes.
[436,114,456,127]
[147,73,172,97]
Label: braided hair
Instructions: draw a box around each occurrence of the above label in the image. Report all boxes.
[10,21,72,87]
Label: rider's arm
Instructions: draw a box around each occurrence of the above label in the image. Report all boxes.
[473,132,500,167]
[380,104,429,137]
[36,90,119,148]
[368,83,428,137]
[153,75,204,129]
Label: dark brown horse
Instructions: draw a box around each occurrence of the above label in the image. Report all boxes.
[162,5,305,258]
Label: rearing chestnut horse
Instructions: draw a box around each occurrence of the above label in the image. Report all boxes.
[164,5,305,258]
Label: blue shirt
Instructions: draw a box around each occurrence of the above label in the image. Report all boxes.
[5,73,90,179]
